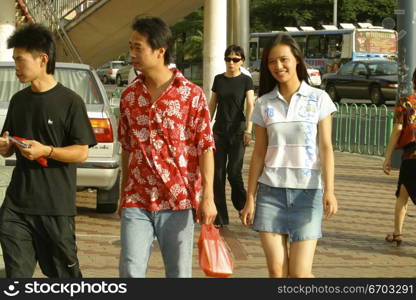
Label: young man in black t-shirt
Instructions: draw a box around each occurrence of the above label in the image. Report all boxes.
[0,24,96,278]
[208,45,255,226]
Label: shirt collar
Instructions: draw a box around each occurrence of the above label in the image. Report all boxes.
[269,80,310,102]
[297,81,310,96]
[136,67,186,88]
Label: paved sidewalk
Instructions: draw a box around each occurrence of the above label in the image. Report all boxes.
[1,147,415,277]
[72,147,415,278]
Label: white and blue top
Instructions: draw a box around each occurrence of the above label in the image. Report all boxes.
[252,81,337,189]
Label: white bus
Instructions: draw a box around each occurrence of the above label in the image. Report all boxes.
[249,24,397,77]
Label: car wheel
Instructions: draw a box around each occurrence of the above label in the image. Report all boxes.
[96,172,120,213]
[103,75,108,84]
[116,75,123,87]
[326,85,340,102]
[370,85,384,105]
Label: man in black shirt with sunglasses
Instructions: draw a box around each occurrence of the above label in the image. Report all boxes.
[208,45,255,227]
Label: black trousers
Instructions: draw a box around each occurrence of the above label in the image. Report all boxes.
[0,206,82,278]
[213,133,246,225]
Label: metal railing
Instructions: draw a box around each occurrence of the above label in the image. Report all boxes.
[333,103,394,156]
[16,0,103,63]
[22,0,99,26]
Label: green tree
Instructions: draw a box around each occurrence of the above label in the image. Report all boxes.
[171,8,203,65]
[338,0,396,26]
[250,0,396,32]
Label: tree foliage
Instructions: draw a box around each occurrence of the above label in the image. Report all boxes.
[250,0,397,32]
[171,8,203,64]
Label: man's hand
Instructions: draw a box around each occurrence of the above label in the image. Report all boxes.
[243,132,252,147]
[197,190,217,224]
[0,131,12,156]
[18,140,50,161]
[117,197,124,217]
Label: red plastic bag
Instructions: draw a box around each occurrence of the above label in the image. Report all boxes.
[198,224,234,278]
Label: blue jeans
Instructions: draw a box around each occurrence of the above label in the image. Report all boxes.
[119,207,194,278]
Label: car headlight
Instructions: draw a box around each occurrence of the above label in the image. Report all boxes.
[387,83,398,88]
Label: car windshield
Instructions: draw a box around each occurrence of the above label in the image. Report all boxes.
[0,66,103,104]
[111,63,124,69]
[367,62,397,76]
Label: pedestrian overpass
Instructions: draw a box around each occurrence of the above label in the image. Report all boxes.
[8,0,248,97]
[16,0,205,68]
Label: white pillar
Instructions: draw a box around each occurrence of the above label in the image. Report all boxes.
[228,0,251,67]
[0,0,15,61]
[203,0,227,100]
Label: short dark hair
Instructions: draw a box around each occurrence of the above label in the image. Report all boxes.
[258,34,309,97]
[224,45,245,60]
[131,16,172,65]
[7,24,56,74]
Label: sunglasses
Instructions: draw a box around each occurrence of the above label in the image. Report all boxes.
[224,57,242,63]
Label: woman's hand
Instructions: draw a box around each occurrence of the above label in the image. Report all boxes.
[323,191,337,219]
[240,201,255,227]
[383,158,392,175]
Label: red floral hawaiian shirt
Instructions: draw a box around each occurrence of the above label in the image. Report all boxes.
[118,69,215,211]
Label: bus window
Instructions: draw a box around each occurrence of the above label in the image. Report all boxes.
[326,34,342,58]
[319,36,326,57]
[293,36,306,54]
[306,35,323,58]
[249,42,258,63]
[259,36,274,60]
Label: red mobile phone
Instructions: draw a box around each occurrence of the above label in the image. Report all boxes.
[8,136,31,148]
[8,136,48,167]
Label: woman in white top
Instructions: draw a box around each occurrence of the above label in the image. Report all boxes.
[240,33,338,278]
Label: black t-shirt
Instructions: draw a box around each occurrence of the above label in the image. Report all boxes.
[211,73,253,135]
[1,83,97,216]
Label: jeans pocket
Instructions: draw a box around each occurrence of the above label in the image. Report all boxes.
[303,189,323,206]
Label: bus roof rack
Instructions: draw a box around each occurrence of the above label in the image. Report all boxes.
[300,26,315,31]
[340,23,355,29]
[358,23,373,28]
[284,27,299,32]
[322,25,338,30]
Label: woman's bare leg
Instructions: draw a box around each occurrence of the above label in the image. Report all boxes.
[259,232,289,278]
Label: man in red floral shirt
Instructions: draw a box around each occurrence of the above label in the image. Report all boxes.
[118,16,217,278]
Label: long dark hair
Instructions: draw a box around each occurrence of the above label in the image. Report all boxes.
[258,33,309,97]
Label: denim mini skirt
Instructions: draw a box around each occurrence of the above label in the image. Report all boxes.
[252,183,323,242]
